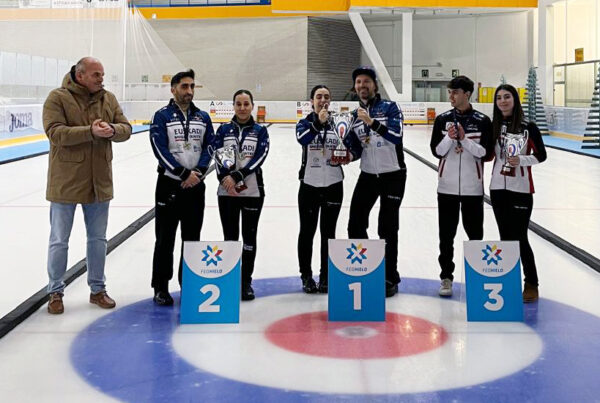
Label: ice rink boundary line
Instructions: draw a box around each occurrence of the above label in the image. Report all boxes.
[403,147,600,274]
[544,144,600,160]
[0,208,155,340]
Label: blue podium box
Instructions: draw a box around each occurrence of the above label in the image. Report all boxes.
[180,241,241,324]
[328,239,385,322]
[464,241,524,322]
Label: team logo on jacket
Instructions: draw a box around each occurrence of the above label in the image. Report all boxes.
[202,245,223,266]
[482,244,502,265]
[346,243,368,264]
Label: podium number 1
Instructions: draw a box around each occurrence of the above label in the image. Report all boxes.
[483,283,504,311]
[198,284,220,313]
[349,282,362,310]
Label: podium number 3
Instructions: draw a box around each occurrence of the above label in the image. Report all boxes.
[349,282,362,310]
[198,284,220,313]
[483,283,504,311]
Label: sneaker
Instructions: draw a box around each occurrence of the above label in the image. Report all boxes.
[153,290,174,306]
[89,291,116,309]
[301,276,318,294]
[439,278,453,297]
[523,282,539,303]
[385,281,398,298]
[241,283,255,301]
[47,292,64,315]
[318,277,328,294]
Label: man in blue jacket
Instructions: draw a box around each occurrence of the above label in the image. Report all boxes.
[344,66,406,298]
[149,69,213,305]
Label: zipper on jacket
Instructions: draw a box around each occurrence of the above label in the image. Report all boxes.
[458,145,462,196]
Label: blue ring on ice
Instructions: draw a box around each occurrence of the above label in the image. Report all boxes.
[70,277,600,402]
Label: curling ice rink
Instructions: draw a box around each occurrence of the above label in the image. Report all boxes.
[1,124,599,402]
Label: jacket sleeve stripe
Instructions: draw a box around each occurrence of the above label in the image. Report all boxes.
[150,136,176,171]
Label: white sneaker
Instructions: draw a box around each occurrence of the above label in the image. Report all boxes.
[439,278,453,297]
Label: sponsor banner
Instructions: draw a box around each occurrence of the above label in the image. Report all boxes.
[209,100,234,121]
[0,105,44,140]
[51,0,124,9]
[545,106,589,136]
[399,102,427,123]
[18,0,52,8]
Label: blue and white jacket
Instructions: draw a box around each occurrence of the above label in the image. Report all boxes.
[213,116,270,198]
[149,99,213,181]
[343,94,405,174]
[296,111,344,188]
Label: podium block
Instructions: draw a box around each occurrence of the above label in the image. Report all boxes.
[180,241,241,324]
[464,241,523,322]
[328,239,385,322]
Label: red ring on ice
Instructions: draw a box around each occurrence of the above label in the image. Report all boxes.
[265,312,448,359]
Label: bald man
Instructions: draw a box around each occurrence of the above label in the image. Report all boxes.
[43,57,131,314]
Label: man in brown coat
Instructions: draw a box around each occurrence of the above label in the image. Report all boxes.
[43,57,131,314]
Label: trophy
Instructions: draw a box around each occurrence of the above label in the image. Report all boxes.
[202,143,247,192]
[500,125,529,177]
[329,112,355,165]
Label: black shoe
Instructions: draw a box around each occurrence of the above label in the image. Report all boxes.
[301,276,318,294]
[153,290,174,306]
[241,283,255,301]
[385,281,398,298]
[318,277,328,294]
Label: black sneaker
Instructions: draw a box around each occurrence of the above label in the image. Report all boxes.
[241,283,255,301]
[385,281,398,298]
[153,290,174,306]
[318,277,328,294]
[301,276,318,294]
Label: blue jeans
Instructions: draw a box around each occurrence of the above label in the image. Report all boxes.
[47,201,110,294]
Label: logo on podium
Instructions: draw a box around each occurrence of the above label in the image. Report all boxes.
[464,241,523,321]
[181,241,241,324]
[328,239,385,322]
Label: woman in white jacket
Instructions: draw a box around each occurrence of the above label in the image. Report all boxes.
[490,84,547,303]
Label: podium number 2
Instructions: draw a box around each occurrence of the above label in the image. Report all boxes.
[198,284,220,313]
[349,282,362,310]
[483,283,504,311]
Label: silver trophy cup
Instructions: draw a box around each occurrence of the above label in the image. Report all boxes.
[203,143,247,192]
[500,127,529,177]
[329,112,355,164]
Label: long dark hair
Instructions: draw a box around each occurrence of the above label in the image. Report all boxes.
[233,89,254,105]
[492,84,524,143]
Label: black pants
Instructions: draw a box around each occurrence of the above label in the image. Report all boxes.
[152,174,205,292]
[297,181,343,280]
[218,196,264,285]
[348,170,406,285]
[490,189,537,286]
[437,193,484,281]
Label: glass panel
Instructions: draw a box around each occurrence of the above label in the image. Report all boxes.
[565,63,595,107]
[554,66,565,82]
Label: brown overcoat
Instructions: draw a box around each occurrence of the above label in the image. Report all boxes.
[43,69,131,203]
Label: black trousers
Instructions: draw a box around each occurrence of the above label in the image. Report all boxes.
[152,174,205,292]
[348,170,406,285]
[297,181,343,280]
[218,196,264,285]
[490,189,538,286]
[437,193,484,281]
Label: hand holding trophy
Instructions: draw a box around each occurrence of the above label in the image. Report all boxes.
[500,125,529,177]
[329,111,355,165]
[202,143,248,192]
